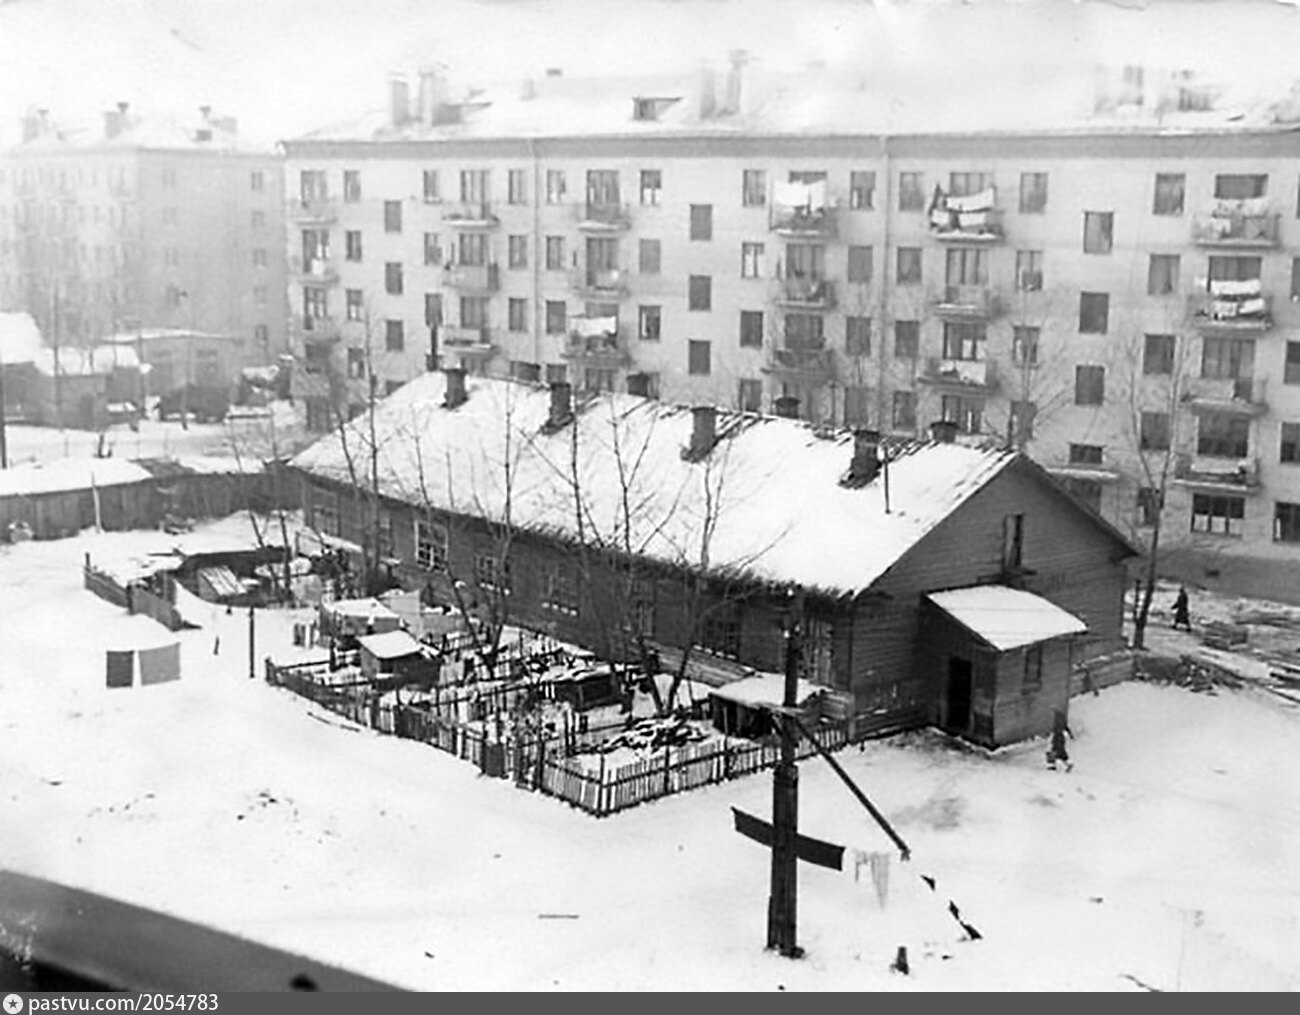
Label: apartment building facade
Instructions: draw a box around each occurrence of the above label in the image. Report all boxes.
[281,70,1300,601]
[0,106,287,373]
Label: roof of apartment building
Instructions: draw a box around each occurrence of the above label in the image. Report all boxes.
[7,104,272,157]
[290,372,1133,598]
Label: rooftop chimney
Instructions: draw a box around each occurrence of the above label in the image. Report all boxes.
[695,63,717,119]
[443,366,467,408]
[847,428,882,485]
[930,419,959,444]
[418,66,448,126]
[547,381,573,430]
[389,76,411,129]
[688,405,717,459]
[545,67,563,78]
[199,105,211,120]
[626,372,649,398]
[774,395,800,419]
[723,49,749,115]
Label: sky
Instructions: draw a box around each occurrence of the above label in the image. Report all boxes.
[4,0,1300,147]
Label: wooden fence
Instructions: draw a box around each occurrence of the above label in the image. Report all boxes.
[83,557,190,632]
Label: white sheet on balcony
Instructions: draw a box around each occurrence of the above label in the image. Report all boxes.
[1209,278,1261,297]
[573,315,618,338]
[772,179,826,211]
[946,187,996,213]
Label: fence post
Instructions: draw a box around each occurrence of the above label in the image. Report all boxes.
[598,751,607,817]
[662,742,671,795]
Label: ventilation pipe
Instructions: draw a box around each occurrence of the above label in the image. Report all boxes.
[443,366,467,408]
[723,50,749,115]
[548,381,573,428]
[689,405,717,458]
[774,396,800,419]
[389,76,411,128]
[849,429,882,484]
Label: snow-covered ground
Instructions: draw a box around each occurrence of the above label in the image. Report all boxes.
[1,519,1298,991]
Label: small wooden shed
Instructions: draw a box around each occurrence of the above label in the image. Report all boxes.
[708,672,824,739]
[357,630,438,690]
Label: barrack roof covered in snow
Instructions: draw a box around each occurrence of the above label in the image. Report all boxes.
[290,374,1025,598]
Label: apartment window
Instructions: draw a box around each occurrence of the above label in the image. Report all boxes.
[425,293,442,327]
[639,305,661,342]
[385,319,404,352]
[688,275,711,311]
[254,324,269,346]
[785,314,824,349]
[1009,250,1041,292]
[894,321,919,359]
[586,170,619,208]
[299,169,326,201]
[690,204,713,241]
[584,368,615,393]
[1153,173,1185,215]
[459,169,489,204]
[950,172,993,197]
[1002,512,1025,573]
[418,232,440,267]
[1201,337,1255,380]
[740,310,764,348]
[738,379,763,413]
[846,316,872,356]
[165,284,182,308]
[639,239,661,274]
[942,395,982,434]
[1009,400,1037,444]
[1144,334,1176,375]
[1192,493,1245,536]
[415,518,448,571]
[946,247,987,286]
[542,565,580,616]
[474,554,512,594]
[346,289,364,322]
[640,170,662,206]
[1136,487,1162,527]
[1079,292,1109,334]
[1140,411,1171,451]
[742,169,766,207]
[422,170,440,203]
[545,300,567,335]
[1215,174,1267,200]
[250,170,264,192]
[943,322,985,361]
[1083,211,1114,254]
[545,236,565,270]
[688,340,711,376]
[385,262,403,295]
[844,386,870,425]
[1282,422,1300,463]
[508,297,527,333]
[899,172,925,211]
[892,390,916,430]
[847,245,873,283]
[511,361,541,383]
[1275,503,1300,543]
[346,347,366,379]
[546,170,566,204]
[849,171,875,210]
[1197,413,1249,458]
[1070,365,1104,406]
[461,296,488,329]
[896,247,922,285]
[507,169,526,205]
[1069,443,1104,466]
[737,242,766,279]
[1023,644,1043,693]
[1207,254,1262,283]
[302,287,328,321]
[508,235,528,269]
[344,230,362,262]
[1285,342,1300,384]
[384,200,402,233]
[1019,172,1048,214]
[1148,254,1180,296]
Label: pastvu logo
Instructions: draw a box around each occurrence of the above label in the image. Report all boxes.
[3,994,23,1014]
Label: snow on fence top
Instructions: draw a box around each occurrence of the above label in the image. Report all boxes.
[926,584,1088,652]
[290,374,1019,598]
[0,458,155,498]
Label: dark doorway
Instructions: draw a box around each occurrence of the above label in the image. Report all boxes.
[946,656,973,731]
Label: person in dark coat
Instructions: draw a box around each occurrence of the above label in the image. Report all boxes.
[1172,586,1192,632]
[1046,708,1073,771]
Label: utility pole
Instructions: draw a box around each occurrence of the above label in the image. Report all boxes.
[248,605,256,679]
[767,611,803,958]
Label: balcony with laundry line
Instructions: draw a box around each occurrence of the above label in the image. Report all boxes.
[1187,279,1272,333]
[1192,199,1280,248]
[927,186,1004,244]
[769,179,838,238]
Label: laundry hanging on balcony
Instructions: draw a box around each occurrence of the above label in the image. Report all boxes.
[573,315,618,339]
[773,179,827,212]
[929,186,999,235]
[1206,277,1267,320]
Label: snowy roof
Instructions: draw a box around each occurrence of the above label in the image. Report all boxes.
[0,312,43,365]
[358,630,425,661]
[26,345,142,376]
[197,566,244,599]
[0,458,154,498]
[290,375,1020,598]
[323,598,399,622]
[926,585,1087,652]
[709,672,823,709]
[103,329,240,345]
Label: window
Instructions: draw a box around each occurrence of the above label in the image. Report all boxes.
[847,245,873,283]
[846,316,872,356]
[689,204,713,241]
[894,321,919,359]
[949,172,993,197]
[1148,254,1180,296]
[542,565,580,616]
[741,242,765,278]
[251,210,265,230]
[545,365,568,386]
[1214,174,1267,200]
[639,305,661,342]
[1079,292,1109,334]
[1207,254,1262,283]
[1022,644,1043,692]
[941,395,982,433]
[508,297,527,332]
[511,361,541,383]
[688,340,711,375]
[253,286,267,306]
[945,247,987,286]
[313,491,339,536]
[1144,334,1176,375]
[545,301,567,335]
[346,289,364,322]
[457,233,487,267]
[892,390,916,430]
[843,386,870,425]
[252,248,267,269]
[459,169,489,204]
[688,275,711,311]
[586,169,619,208]
[474,553,512,594]
[422,170,440,203]
[425,293,443,327]
[250,170,264,192]
[1282,422,1300,464]
[298,169,326,201]
[849,171,875,210]
[379,201,401,234]
[1285,342,1300,385]
[640,170,662,206]
[740,310,764,348]
[1069,443,1104,465]
[899,172,924,211]
[738,379,763,413]
[1083,211,1114,254]
[344,230,362,262]
[943,322,985,360]
[508,235,528,269]
[697,596,741,660]
[1019,172,1048,214]
[378,319,401,351]
[346,347,366,379]
[385,262,403,295]
[742,169,766,207]
[1201,337,1255,380]
[1137,487,1162,527]
[1140,412,1171,451]
[254,324,269,346]
[1197,413,1249,458]
[336,170,358,203]
[302,287,328,322]
[460,296,488,329]
[896,247,922,284]
[1002,513,1025,569]
[1012,326,1040,366]
[1009,400,1036,444]
[1275,503,1300,543]
[545,170,566,204]
[507,169,526,205]
[1153,173,1185,215]
[784,313,824,349]
[1192,493,1245,536]
[639,239,661,274]
[423,233,442,266]
[416,518,448,571]
[545,236,565,270]
[1074,365,1105,406]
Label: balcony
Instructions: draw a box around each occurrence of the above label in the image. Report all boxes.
[928,187,1003,243]
[1187,291,1272,335]
[1174,453,1262,492]
[761,347,835,384]
[563,320,629,366]
[574,202,631,232]
[443,263,500,292]
[918,356,999,392]
[932,284,1002,320]
[772,277,836,310]
[299,315,339,341]
[441,202,500,229]
[570,266,629,299]
[769,205,837,239]
[291,256,339,286]
[1183,376,1268,416]
[1192,210,1280,248]
[286,197,338,225]
[441,326,498,361]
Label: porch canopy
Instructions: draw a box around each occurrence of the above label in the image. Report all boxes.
[925,585,1087,651]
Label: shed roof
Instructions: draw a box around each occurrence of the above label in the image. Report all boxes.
[926,585,1088,652]
[709,672,823,709]
[358,630,425,661]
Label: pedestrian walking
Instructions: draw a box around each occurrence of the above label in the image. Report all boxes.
[1046,708,1073,771]
[1172,586,1192,632]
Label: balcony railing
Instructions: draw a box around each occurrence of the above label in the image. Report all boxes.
[563,323,628,365]
[1192,211,1280,247]
[932,284,1001,319]
[929,207,1005,243]
[1174,453,1261,491]
[441,202,500,228]
[570,266,629,298]
[761,346,835,383]
[769,205,838,238]
[441,326,497,358]
[574,202,631,231]
[299,315,339,339]
[919,356,998,391]
[1187,291,1272,333]
[291,256,339,285]
[286,198,338,224]
[443,263,500,292]
[773,277,836,309]
[1184,376,1268,415]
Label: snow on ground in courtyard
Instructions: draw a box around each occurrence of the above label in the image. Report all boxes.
[1,519,1298,991]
